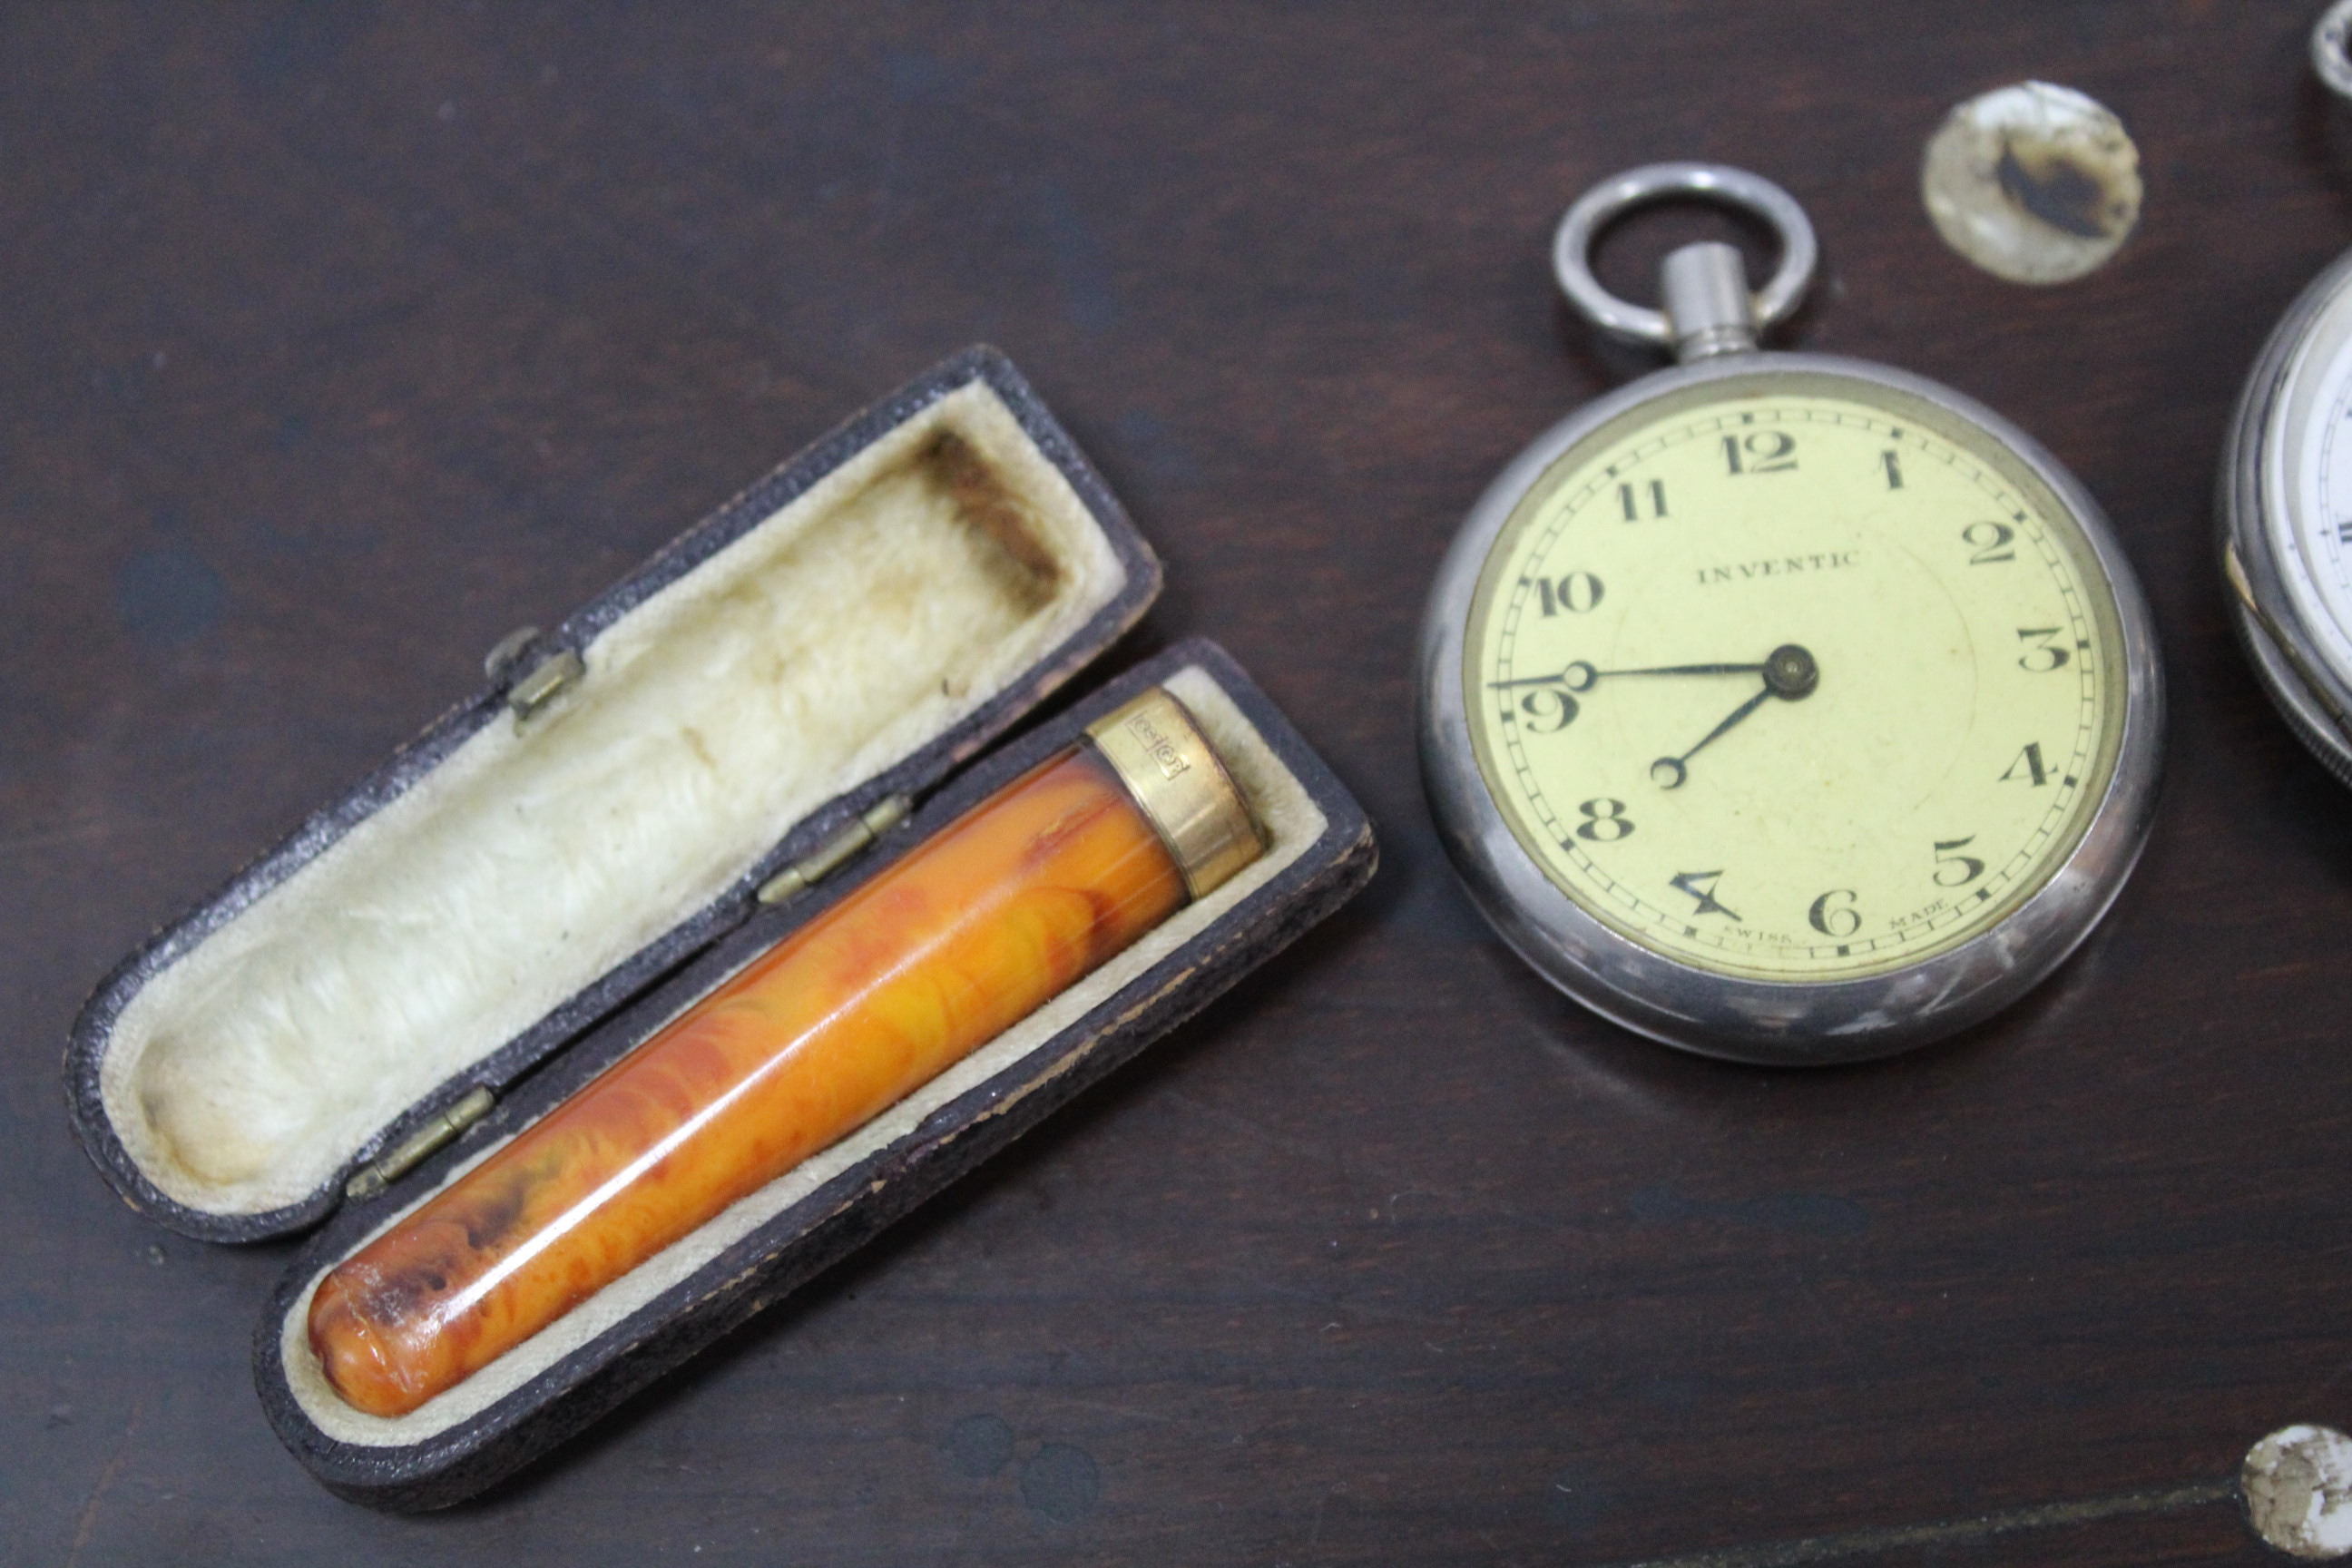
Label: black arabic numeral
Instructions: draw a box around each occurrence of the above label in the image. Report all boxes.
[1723,430,1796,475]
[1882,450,1905,489]
[1618,479,1668,521]
[1574,799,1635,842]
[1671,869,1740,920]
[1808,888,1860,937]
[2015,628,2070,672]
[1534,573,1604,617]
[1932,836,1986,887]
[1963,520,2016,564]
[1519,688,1578,732]
[2001,742,2050,787]
[1558,571,1604,613]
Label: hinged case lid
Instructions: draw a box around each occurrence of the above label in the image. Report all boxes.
[66,348,1161,1242]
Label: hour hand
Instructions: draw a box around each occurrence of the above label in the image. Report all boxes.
[1650,685,1774,789]
[1650,644,1819,789]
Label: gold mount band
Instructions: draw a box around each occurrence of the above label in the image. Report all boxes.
[1085,688,1264,901]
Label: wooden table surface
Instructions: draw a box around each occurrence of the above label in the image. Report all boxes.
[7,4,2351,1563]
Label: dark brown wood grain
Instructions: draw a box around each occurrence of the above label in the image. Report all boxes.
[5,2,2348,1563]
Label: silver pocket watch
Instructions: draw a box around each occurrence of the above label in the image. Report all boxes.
[1419,164,2165,1065]
[2217,2,2352,785]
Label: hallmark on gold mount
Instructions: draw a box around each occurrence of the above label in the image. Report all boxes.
[1087,688,1262,900]
[1122,708,1193,781]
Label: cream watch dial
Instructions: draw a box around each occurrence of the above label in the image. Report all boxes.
[1464,372,2128,984]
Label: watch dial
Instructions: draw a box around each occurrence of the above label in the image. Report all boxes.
[1464,371,2129,983]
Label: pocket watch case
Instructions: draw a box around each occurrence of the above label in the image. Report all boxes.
[61,348,1377,1507]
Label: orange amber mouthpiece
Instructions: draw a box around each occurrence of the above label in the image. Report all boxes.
[309,689,1259,1417]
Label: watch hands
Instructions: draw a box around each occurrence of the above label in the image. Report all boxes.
[1487,643,1820,788]
[1650,644,1819,789]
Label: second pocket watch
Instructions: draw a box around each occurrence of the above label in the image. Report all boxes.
[2218,2,2352,788]
[1419,164,2164,1065]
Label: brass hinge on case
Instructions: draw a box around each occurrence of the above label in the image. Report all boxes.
[346,1087,496,1201]
[506,650,585,723]
[756,795,912,906]
[485,624,585,724]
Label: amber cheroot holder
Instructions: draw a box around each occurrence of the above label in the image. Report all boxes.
[305,688,1260,1417]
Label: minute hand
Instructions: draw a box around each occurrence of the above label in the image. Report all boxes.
[1594,662,1770,678]
[1489,659,1769,691]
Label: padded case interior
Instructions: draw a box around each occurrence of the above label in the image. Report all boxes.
[97,377,1130,1219]
[270,662,1327,1447]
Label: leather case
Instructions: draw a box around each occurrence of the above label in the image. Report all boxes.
[63,348,1377,1508]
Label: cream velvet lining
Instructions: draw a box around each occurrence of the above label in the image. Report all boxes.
[279,667,1325,1447]
[103,381,1126,1217]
